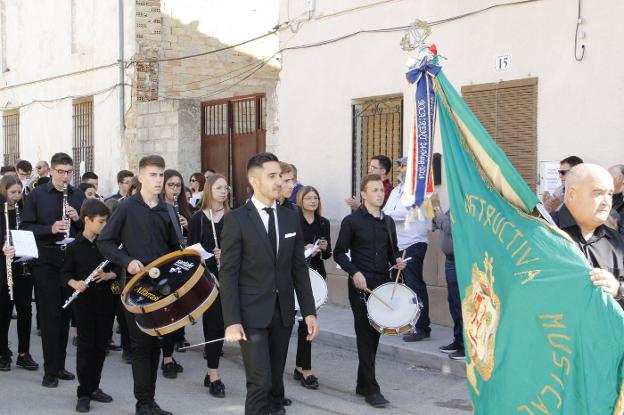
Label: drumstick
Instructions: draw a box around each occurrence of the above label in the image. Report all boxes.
[363,287,394,311]
[177,337,226,351]
[208,209,220,269]
[391,251,407,299]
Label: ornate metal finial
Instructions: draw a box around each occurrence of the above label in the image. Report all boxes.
[400,19,431,52]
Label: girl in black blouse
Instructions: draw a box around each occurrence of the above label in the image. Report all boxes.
[188,173,229,398]
[159,170,193,378]
[293,185,332,389]
[0,176,39,371]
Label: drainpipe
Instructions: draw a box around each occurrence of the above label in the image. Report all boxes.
[118,0,125,131]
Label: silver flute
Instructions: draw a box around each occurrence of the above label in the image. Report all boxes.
[15,202,31,276]
[4,202,14,301]
[173,194,186,248]
[63,243,123,309]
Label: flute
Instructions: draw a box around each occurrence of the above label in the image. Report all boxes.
[63,243,124,309]
[208,209,220,269]
[4,202,14,301]
[173,194,186,248]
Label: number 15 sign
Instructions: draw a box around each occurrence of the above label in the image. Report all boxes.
[496,55,512,71]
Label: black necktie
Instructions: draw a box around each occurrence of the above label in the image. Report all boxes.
[263,207,277,255]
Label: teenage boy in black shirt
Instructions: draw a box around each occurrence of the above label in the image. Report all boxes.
[62,199,118,413]
[21,152,85,388]
[98,155,180,415]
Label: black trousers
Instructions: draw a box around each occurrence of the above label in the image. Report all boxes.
[115,296,131,352]
[348,275,388,396]
[33,250,71,377]
[160,328,183,359]
[295,319,312,370]
[124,308,161,405]
[73,288,115,398]
[239,301,293,415]
[202,295,224,369]
[402,242,430,334]
[0,266,33,355]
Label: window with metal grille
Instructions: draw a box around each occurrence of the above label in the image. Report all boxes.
[462,78,538,190]
[3,111,19,166]
[72,99,94,184]
[351,96,403,195]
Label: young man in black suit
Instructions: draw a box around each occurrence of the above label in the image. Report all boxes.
[220,152,319,415]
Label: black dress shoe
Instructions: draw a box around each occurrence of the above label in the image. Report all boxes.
[76,397,90,413]
[293,369,319,389]
[58,369,76,380]
[42,375,59,388]
[90,389,113,403]
[0,355,11,371]
[365,392,390,408]
[208,378,226,398]
[135,403,152,415]
[151,401,172,415]
[16,354,39,371]
[161,361,177,379]
[280,398,292,406]
[269,403,286,415]
[402,332,430,342]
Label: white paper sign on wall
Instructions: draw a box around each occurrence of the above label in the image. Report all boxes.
[496,55,512,71]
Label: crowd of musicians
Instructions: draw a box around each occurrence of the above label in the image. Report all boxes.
[1,152,623,415]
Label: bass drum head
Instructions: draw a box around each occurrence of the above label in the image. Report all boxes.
[123,251,202,309]
[366,283,420,334]
[294,268,328,312]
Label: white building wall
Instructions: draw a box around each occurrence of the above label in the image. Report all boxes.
[0,0,135,195]
[277,0,624,221]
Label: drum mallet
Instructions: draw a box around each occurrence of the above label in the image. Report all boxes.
[391,251,407,299]
[364,287,394,311]
[177,337,227,351]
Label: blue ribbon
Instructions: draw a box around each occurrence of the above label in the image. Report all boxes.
[406,58,440,207]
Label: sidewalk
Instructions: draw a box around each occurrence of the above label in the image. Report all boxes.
[315,304,467,378]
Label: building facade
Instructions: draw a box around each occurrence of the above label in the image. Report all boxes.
[0,0,280,197]
[276,0,624,324]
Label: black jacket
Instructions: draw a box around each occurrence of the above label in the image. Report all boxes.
[219,200,316,328]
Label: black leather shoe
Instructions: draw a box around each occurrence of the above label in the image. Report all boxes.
[151,401,172,415]
[208,378,226,398]
[161,361,177,379]
[172,358,183,373]
[294,369,319,389]
[58,369,76,380]
[269,403,286,415]
[42,375,59,388]
[135,403,152,415]
[280,398,292,406]
[0,355,11,371]
[76,397,90,413]
[16,354,39,371]
[122,350,132,364]
[402,332,430,342]
[90,389,113,403]
[365,392,390,408]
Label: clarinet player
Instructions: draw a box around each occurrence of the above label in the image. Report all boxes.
[21,153,85,388]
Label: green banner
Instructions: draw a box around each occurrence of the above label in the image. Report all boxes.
[435,70,624,414]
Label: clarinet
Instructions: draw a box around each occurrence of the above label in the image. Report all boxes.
[14,202,30,276]
[4,202,14,301]
[173,195,186,248]
[61,183,70,248]
[63,243,123,309]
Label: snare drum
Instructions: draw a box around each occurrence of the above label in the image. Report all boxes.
[294,268,328,312]
[122,250,219,337]
[366,282,421,335]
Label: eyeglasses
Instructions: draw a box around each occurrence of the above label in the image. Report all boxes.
[54,168,74,176]
[558,170,569,176]
[166,183,182,188]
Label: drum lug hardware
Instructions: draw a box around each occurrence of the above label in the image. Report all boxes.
[173,292,180,299]
[140,306,146,314]
[188,314,195,324]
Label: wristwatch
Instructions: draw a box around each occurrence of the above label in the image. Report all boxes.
[615,282,624,301]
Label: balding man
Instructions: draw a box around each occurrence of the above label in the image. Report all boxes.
[551,164,624,305]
